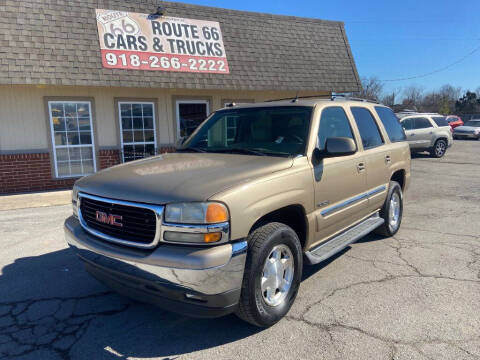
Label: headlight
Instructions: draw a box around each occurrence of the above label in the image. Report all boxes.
[72,186,79,218]
[164,202,229,224]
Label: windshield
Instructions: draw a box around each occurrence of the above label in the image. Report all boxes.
[464,120,480,127]
[180,106,313,157]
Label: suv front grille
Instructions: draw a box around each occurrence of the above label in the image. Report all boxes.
[79,194,161,248]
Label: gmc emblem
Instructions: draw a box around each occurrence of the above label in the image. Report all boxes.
[95,211,123,227]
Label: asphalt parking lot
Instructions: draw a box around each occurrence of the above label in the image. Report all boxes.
[1,140,479,360]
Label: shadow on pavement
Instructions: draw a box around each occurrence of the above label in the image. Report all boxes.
[0,249,261,359]
[1,236,369,359]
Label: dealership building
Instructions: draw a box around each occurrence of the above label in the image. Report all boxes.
[0,0,361,194]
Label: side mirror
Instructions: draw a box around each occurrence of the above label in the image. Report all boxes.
[325,137,357,157]
[311,137,357,166]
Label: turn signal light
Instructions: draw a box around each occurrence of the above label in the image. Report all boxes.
[204,232,222,243]
[206,203,229,223]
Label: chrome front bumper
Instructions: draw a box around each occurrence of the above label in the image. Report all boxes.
[64,216,247,316]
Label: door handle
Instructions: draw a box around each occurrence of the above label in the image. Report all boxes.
[357,162,366,172]
[410,133,415,136]
[385,155,391,164]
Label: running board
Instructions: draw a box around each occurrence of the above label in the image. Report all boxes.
[304,213,384,265]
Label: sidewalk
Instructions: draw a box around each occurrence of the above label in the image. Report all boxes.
[0,190,72,211]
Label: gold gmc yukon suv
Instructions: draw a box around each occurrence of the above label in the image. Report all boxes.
[65,97,411,327]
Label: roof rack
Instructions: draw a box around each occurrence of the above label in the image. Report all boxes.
[264,94,332,102]
[265,94,379,104]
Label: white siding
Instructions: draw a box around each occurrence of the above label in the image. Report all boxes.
[0,85,324,152]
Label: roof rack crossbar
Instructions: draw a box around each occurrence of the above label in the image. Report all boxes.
[265,94,379,104]
[265,94,332,102]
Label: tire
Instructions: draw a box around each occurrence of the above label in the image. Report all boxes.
[235,222,302,327]
[430,139,447,158]
[375,181,403,237]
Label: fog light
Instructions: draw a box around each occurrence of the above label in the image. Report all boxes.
[163,231,222,244]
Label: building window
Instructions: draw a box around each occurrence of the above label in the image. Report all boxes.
[223,102,238,145]
[48,101,96,178]
[118,102,157,162]
[222,100,254,145]
[176,100,209,139]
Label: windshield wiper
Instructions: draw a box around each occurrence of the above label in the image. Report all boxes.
[213,148,268,156]
[176,147,207,153]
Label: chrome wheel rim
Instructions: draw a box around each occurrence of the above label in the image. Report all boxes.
[261,244,294,307]
[435,141,446,156]
[389,192,401,230]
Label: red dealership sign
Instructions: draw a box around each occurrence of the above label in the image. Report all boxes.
[95,9,229,74]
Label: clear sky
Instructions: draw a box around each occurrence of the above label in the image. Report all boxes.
[175,0,480,95]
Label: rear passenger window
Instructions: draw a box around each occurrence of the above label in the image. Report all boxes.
[413,117,433,129]
[351,107,384,149]
[318,107,355,151]
[374,107,406,142]
[432,116,449,127]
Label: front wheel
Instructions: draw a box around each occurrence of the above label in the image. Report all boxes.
[375,181,403,237]
[235,222,302,327]
[430,139,447,158]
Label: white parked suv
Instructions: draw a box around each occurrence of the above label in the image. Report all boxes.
[396,112,453,158]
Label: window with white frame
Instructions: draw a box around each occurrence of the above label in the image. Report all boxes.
[48,101,96,178]
[118,102,156,162]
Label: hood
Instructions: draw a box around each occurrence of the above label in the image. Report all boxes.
[454,126,479,133]
[76,152,293,204]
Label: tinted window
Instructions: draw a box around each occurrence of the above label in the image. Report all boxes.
[374,106,406,142]
[432,116,449,127]
[351,107,384,149]
[184,106,312,156]
[401,118,414,131]
[465,121,480,127]
[318,107,355,151]
[414,117,433,129]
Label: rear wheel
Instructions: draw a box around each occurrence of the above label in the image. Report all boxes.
[430,139,447,158]
[236,222,302,327]
[375,181,403,237]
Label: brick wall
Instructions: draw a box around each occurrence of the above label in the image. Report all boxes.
[0,153,76,194]
[98,149,121,170]
[0,148,176,194]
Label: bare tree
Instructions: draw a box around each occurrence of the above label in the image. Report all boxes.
[380,87,402,107]
[359,76,384,100]
[402,85,425,110]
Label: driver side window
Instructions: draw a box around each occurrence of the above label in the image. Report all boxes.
[318,107,355,151]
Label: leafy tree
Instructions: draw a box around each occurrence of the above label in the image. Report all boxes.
[455,91,480,114]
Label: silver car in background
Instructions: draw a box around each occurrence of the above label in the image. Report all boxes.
[397,113,453,158]
[453,119,480,140]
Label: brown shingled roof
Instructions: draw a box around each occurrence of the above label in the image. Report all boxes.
[0,0,361,92]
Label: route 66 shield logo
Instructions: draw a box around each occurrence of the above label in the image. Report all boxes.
[96,9,141,36]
